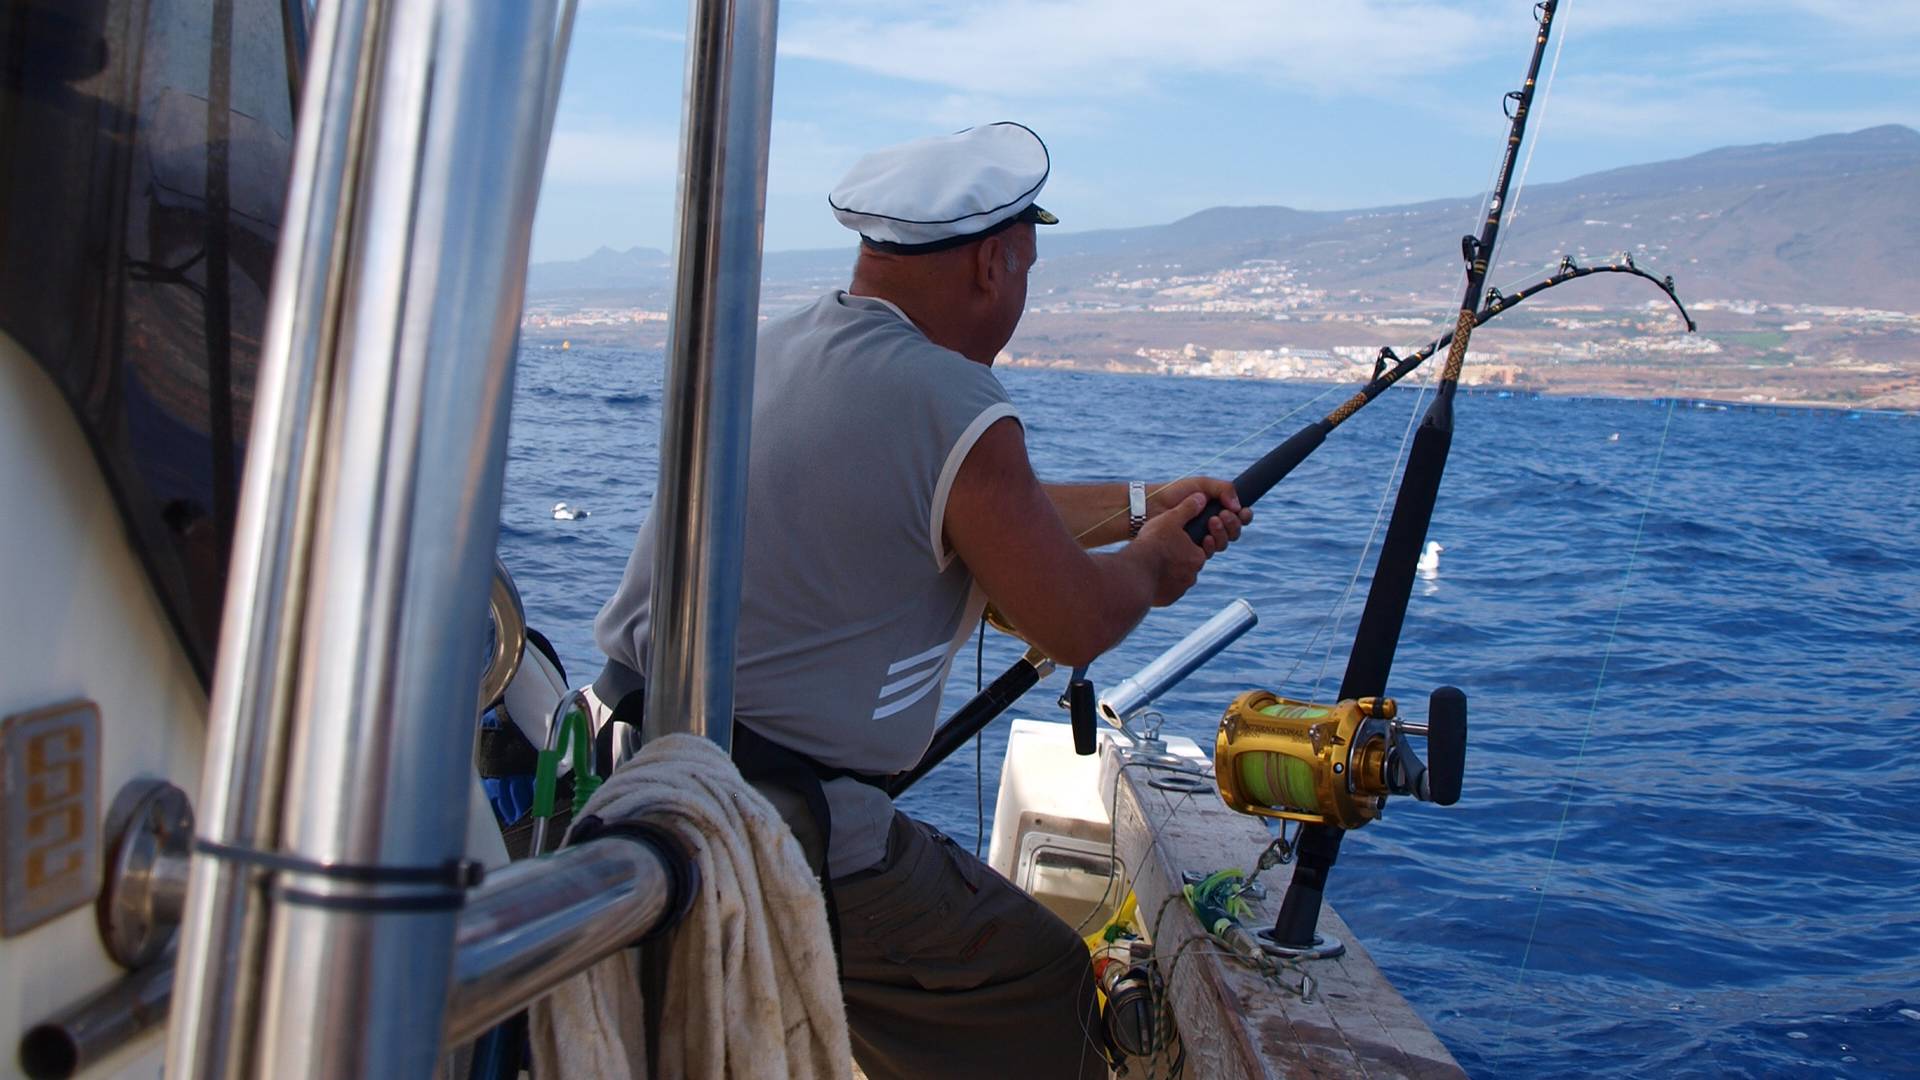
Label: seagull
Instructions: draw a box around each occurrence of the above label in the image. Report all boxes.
[1417,540,1444,579]
[552,501,590,521]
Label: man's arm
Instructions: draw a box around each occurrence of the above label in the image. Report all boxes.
[945,419,1229,667]
[1041,478,1253,548]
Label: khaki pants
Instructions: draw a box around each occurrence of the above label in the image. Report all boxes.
[830,813,1106,1080]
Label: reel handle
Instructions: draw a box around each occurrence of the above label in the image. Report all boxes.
[1424,686,1467,806]
[1067,674,1098,756]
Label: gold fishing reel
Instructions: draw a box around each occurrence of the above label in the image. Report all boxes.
[1214,687,1466,830]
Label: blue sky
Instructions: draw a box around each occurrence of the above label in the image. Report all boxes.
[530,0,1920,263]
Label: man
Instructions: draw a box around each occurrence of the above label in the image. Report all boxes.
[593,122,1252,1079]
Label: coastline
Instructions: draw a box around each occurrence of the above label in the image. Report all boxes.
[515,324,1918,417]
[1000,365,1920,418]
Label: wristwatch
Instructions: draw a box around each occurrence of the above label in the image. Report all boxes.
[1127,481,1147,539]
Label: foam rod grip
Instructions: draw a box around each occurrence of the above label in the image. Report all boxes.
[1425,686,1467,806]
[1183,422,1328,545]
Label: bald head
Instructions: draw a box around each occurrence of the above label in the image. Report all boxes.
[849,223,1036,366]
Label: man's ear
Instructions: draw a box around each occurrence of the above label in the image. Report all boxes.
[974,235,1004,294]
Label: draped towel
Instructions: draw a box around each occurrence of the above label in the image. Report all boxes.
[530,733,850,1079]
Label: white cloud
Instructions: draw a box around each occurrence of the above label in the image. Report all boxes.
[766,119,864,197]
[778,0,1492,100]
[542,124,679,185]
[1543,73,1918,143]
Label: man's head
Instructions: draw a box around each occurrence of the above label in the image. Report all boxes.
[830,123,1056,364]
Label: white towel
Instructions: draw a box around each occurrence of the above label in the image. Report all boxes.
[529,733,850,1079]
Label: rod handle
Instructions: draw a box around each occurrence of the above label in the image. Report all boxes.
[1183,423,1327,544]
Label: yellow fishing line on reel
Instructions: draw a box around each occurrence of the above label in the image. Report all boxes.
[1213,688,1465,831]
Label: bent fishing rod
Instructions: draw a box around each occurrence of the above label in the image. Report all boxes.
[892,260,1692,796]
[1178,253,1694,544]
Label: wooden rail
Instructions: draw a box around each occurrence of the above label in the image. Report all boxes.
[1112,765,1466,1079]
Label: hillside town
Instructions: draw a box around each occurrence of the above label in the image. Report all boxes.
[522,259,1918,411]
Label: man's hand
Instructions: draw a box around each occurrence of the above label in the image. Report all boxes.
[1128,493,1212,607]
[1149,477,1253,552]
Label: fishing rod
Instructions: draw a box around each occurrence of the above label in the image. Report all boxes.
[1263,0,1562,953]
[890,257,1691,796]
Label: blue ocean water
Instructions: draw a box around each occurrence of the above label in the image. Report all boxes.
[498,342,1920,1079]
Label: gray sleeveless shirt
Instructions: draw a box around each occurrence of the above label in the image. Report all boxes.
[595,291,1018,875]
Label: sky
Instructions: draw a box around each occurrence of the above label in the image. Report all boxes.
[530,0,1920,264]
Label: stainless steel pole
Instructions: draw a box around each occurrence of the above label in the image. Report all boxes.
[190,0,558,1074]
[1098,600,1260,726]
[443,837,675,1045]
[27,835,681,1073]
[643,0,781,752]
[169,0,377,1072]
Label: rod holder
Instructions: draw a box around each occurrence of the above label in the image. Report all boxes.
[1099,600,1258,728]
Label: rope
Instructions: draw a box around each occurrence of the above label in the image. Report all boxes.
[1498,389,1681,1046]
[1069,760,1207,1075]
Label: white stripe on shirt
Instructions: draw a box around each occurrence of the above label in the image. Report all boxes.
[886,641,950,675]
[872,666,946,720]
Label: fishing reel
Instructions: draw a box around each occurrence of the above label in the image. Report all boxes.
[1213,687,1466,830]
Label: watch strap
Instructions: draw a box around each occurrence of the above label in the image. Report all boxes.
[1127,481,1147,539]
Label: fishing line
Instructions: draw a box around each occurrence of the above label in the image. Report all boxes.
[1075,758,1210,935]
[975,619,986,856]
[1273,380,1430,698]
[1310,0,1575,704]
[1070,767,1204,1072]
[1499,389,1681,1046]
[1310,381,1433,697]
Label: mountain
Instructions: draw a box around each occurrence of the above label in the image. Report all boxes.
[1019,125,1919,311]
[526,126,1919,312]
[525,244,671,292]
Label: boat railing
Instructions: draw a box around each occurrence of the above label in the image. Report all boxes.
[156,0,780,1074]
[26,835,693,1078]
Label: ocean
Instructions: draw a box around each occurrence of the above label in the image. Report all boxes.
[498,342,1920,1078]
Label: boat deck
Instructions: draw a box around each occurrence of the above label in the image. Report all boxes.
[1112,762,1466,1080]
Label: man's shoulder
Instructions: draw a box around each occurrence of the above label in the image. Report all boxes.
[770,292,1004,390]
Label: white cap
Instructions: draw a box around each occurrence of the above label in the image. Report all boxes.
[829,122,1058,253]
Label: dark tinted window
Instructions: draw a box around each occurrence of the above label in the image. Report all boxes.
[0,0,296,682]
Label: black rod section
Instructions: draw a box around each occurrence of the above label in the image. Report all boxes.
[1343,0,1559,699]
[885,650,1050,798]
